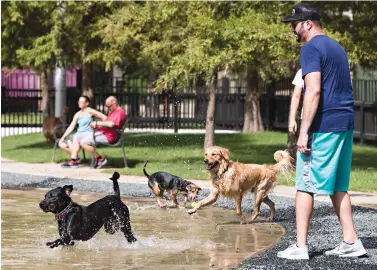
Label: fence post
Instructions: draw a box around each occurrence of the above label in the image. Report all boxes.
[360,101,365,145]
[174,95,179,133]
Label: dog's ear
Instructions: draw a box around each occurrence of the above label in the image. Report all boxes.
[220,147,230,161]
[63,185,73,196]
[182,181,191,189]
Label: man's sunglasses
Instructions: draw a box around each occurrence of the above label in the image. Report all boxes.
[291,21,304,29]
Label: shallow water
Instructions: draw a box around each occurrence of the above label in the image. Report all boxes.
[1,188,284,269]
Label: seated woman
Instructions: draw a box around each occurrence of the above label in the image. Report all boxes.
[59,96,106,166]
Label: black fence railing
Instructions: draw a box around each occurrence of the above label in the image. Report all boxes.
[2,80,377,144]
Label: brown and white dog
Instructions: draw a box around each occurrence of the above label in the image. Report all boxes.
[187,146,293,223]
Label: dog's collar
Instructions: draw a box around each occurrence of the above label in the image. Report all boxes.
[55,202,73,221]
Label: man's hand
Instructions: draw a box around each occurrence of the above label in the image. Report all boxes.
[288,120,297,134]
[297,132,311,154]
[59,138,64,144]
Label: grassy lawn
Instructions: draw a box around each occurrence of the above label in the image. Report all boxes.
[1,131,376,192]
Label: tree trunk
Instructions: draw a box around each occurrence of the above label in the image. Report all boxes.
[40,70,50,117]
[243,70,264,133]
[82,62,94,100]
[147,71,159,117]
[204,75,217,149]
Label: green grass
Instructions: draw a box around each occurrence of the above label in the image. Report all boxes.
[1,113,44,125]
[1,132,377,192]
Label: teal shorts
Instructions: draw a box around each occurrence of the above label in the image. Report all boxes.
[296,130,353,195]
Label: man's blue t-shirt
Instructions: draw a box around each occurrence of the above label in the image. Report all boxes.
[300,35,354,133]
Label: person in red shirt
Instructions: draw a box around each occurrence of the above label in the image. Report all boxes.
[63,96,126,169]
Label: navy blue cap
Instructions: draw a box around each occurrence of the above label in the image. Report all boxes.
[282,3,321,23]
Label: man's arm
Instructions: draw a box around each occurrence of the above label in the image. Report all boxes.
[92,120,115,129]
[91,110,125,129]
[300,72,321,134]
[297,72,321,153]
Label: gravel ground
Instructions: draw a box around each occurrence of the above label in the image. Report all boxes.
[2,171,376,270]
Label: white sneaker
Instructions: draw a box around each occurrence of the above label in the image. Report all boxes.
[324,239,367,257]
[277,244,309,260]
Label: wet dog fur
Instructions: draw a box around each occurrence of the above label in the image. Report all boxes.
[143,160,202,208]
[39,172,137,248]
[187,146,293,223]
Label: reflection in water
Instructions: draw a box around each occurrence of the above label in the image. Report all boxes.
[1,189,284,269]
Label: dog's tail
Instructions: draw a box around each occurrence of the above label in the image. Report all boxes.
[143,159,150,177]
[273,150,294,175]
[109,171,121,198]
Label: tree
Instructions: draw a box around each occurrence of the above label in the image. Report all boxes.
[155,2,232,148]
[2,1,119,111]
[1,1,57,115]
[313,1,377,70]
[64,1,121,99]
[92,1,377,140]
[214,2,298,132]
[96,2,227,148]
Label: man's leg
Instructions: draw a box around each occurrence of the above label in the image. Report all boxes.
[80,132,108,168]
[80,143,99,159]
[277,151,311,260]
[325,191,366,257]
[330,192,357,243]
[296,191,314,246]
[331,130,357,243]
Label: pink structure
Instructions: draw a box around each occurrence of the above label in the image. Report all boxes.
[1,68,77,89]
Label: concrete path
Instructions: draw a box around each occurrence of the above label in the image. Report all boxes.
[2,157,376,208]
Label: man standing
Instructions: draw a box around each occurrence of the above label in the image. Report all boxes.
[279,3,367,260]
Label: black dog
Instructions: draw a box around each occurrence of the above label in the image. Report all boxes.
[143,160,201,208]
[39,172,137,248]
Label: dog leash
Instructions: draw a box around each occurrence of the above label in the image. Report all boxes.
[55,202,73,221]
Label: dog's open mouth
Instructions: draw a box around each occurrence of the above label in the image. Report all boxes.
[206,161,218,170]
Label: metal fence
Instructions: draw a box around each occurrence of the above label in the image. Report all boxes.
[2,79,377,144]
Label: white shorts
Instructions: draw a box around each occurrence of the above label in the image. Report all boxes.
[78,131,108,145]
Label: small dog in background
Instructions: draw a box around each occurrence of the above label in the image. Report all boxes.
[39,172,137,248]
[42,107,68,142]
[188,146,293,223]
[143,160,202,208]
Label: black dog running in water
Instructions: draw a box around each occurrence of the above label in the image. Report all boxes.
[143,160,201,208]
[39,172,137,248]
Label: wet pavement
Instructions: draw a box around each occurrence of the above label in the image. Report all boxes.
[2,189,284,270]
[1,168,377,269]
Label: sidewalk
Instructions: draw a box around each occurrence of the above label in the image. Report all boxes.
[2,158,377,208]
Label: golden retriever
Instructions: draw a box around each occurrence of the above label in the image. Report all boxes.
[187,146,293,223]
